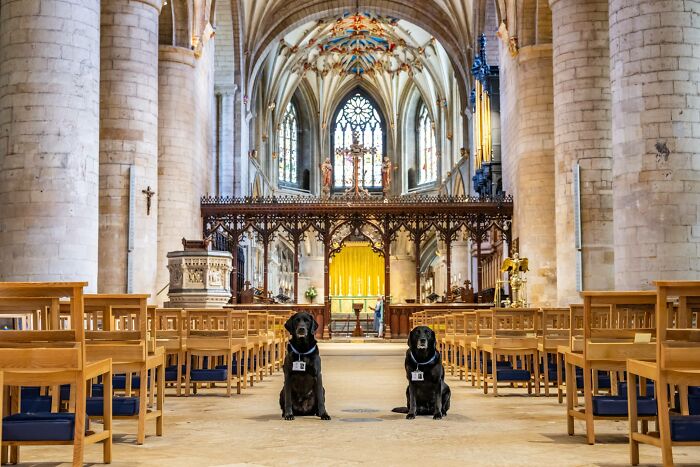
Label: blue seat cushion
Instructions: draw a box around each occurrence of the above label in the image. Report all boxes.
[576,372,611,389]
[20,387,42,399]
[60,384,71,401]
[190,368,228,382]
[591,395,657,416]
[165,366,179,381]
[618,381,655,396]
[496,369,531,381]
[674,393,700,416]
[2,413,86,442]
[112,374,141,390]
[21,396,51,413]
[670,415,700,442]
[86,397,139,417]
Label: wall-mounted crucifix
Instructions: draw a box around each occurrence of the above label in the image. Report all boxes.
[142,186,155,215]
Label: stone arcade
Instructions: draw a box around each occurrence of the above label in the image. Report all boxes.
[0,1,699,466]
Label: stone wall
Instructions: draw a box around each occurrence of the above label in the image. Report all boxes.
[609,0,700,288]
[0,0,100,288]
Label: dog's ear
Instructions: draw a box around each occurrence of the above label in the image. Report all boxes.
[284,315,295,334]
[310,314,319,335]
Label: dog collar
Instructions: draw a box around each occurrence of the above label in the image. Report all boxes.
[409,350,438,368]
[288,342,317,357]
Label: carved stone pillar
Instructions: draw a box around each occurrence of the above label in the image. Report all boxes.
[609,0,700,288]
[551,0,614,303]
[0,0,100,287]
[98,0,161,295]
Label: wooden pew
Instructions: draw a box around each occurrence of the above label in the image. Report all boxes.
[184,309,245,396]
[73,295,164,446]
[565,291,657,445]
[476,308,540,396]
[628,281,700,466]
[0,282,112,466]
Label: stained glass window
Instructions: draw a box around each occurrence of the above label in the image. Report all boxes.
[332,91,384,190]
[418,102,437,184]
[278,101,298,185]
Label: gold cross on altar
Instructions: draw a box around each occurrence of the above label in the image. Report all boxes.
[335,131,376,197]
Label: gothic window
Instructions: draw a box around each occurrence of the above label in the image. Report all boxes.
[331,90,385,191]
[417,102,437,184]
[278,101,299,185]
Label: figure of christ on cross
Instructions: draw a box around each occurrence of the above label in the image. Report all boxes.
[335,131,377,198]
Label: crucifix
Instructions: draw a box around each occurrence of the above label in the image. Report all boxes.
[335,131,376,197]
[142,186,155,215]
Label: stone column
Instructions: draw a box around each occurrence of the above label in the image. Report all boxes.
[551,0,614,304]
[99,0,161,295]
[156,46,198,302]
[216,87,235,197]
[500,44,558,306]
[0,0,100,287]
[609,0,700,288]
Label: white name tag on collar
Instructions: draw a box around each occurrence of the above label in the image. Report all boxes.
[292,361,306,372]
[411,370,424,381]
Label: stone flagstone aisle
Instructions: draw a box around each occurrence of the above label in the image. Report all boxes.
[18,343,697,466]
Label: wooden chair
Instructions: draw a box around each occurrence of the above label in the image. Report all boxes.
[628,281,700,466]
[75,295,164,445]
[565,291,658,445]
[0,282,112,466]
[455,311,477,383]
[538,308,569,397]
[476,308,540,396]
[184,309,245,396]
[555,303,614,404]
[152,308,187,396]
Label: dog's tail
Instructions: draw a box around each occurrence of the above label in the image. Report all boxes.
[391,407,409,413]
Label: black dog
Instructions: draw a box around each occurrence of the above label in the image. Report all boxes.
[392,326,451,419]
[279,312,331,421]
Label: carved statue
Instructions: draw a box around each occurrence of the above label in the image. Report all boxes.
[320,157,333,198]
[381,157,392,195]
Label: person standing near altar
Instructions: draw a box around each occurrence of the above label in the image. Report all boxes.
[370,295,384,338]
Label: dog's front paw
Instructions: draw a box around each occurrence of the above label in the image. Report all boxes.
[283,413,295,421]
[433,413,443,420]
[320,413,331,421]
[406,413,416,420]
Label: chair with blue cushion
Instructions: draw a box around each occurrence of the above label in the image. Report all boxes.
[538,308,569,397]
[475,308,540,396]
[76,294,165,445]
[627,281,700,466]
[0,282,113,466]
[565,291,658,445]
[185,309,246,396]
[153,308,187,396]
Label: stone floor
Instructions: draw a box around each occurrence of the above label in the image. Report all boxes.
[15,343,699,466]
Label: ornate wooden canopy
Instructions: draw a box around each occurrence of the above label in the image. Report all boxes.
[201,194,513,338]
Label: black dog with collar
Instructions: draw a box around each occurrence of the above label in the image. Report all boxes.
[279,312,331,421]
[393,326,451,419]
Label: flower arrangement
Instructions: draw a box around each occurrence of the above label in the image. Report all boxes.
[305,286,318,302]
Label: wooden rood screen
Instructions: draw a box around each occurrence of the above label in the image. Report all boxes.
[202,195,513,339]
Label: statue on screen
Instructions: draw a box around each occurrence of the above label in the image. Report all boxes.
[381,157,392,196]
[320,157,333,198]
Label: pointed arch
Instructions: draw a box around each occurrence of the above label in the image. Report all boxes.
[330,87,387,192]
